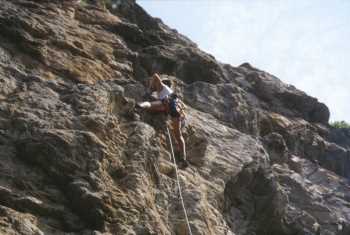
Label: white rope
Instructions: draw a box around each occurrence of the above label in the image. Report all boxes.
[166,125,193,235]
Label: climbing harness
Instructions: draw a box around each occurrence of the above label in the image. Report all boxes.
[161,93,185,119]
[166,125,193,235]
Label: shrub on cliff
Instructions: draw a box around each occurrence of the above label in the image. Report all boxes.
[331,120,350,129]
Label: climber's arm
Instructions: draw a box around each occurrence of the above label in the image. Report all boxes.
[151,73,163,91]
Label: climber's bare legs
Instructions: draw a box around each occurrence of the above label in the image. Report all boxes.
[137,101,167,113]
[149,101,167,112]
[171,117,186,160]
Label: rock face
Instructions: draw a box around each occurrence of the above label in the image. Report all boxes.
[0,0,349,234]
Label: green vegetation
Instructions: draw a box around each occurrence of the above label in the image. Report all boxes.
[330,120,350,129]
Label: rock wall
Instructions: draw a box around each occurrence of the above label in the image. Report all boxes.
[0,0,349,234]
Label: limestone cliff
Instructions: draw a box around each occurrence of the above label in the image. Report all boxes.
[0,0,349,234]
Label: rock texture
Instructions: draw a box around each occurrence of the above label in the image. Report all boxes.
[0,0,349,234]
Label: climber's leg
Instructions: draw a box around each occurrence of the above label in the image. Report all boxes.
[149,101,167,112]
[137,100,167,112]
[171,117,187,165]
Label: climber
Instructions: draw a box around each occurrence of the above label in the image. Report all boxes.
[137,73,188,168]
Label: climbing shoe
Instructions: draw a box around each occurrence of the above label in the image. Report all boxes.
[177,158,189,169]
[173,150,189,169]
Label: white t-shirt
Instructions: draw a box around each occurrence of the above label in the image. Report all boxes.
[158,84,173,100]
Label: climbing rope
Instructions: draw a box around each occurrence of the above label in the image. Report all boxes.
[166,125,193,235]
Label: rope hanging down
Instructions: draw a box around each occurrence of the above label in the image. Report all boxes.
[166,125,193,235]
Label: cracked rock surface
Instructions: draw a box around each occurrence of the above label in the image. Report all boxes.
[0,0,349,234]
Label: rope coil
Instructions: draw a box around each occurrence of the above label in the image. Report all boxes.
[166,125,193,235]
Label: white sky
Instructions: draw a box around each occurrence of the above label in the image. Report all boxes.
[137,0,350,122]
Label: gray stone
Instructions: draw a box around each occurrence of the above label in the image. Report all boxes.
[0,1,348,234]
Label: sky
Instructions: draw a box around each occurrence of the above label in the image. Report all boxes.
[137,0,350,123]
